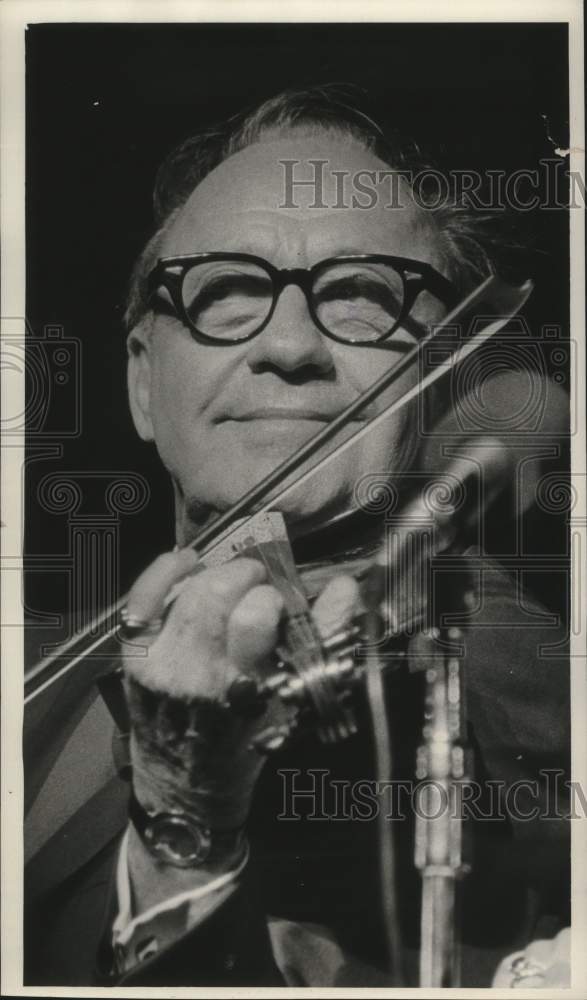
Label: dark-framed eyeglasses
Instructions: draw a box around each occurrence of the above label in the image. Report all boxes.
[146,252,458,346]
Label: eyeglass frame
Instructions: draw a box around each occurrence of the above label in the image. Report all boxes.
[145,252,459,346]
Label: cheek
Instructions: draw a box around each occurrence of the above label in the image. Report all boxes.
[149,335,221,422]
[147,344,211,463]
[339,348,421,476]
[336,341,420,423]
[152,365,198,431]
[334,336,419,389]
[355,403,417,471]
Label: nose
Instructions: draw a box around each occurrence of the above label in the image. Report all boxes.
[245,285,334,377]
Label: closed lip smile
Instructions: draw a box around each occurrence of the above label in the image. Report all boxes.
[221,407,342,422]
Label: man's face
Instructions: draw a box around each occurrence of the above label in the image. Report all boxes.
[128,131,451,539]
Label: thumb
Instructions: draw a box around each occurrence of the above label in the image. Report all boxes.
[226,583,284,672]
[312,574,362,640]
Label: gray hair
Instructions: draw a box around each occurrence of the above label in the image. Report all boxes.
[125,84,508,332]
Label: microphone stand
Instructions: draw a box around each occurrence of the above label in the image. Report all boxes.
[413,613,472,987]
[362,450,501,987]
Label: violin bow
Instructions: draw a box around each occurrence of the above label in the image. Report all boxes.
[24,274,532,703]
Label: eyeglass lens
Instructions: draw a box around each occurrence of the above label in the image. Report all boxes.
[181,259,406,342]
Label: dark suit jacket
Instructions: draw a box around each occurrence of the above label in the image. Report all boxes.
[24,557,570,987]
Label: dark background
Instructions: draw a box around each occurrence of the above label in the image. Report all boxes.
[24,22,570,629]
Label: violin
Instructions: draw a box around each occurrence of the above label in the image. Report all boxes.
[23,274,536,986]
[24,274,530,705]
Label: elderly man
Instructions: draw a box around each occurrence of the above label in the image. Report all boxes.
[24,88,570,987]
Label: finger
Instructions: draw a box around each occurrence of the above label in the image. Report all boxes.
[130,558,268,698]
[168,557,267,645]
[524,938,558,968]
[552,927,571,961]
[227,584,284,671]
[492,951,524,987]
[313,574,362,640]
[125,548,201,627]
[542,962,571,987]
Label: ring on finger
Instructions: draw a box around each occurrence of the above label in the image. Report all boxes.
[508,955,545,986]
[119,607,165,637]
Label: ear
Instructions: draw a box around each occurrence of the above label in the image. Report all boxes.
[127,322,155,442]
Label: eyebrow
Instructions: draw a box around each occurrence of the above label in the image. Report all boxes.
[310,247,420,263]
[317,246,377,256]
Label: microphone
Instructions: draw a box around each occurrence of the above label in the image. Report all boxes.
[420,370,570,517]
[363,372,569,631]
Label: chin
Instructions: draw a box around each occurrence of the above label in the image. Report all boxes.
[181,458,353,535]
